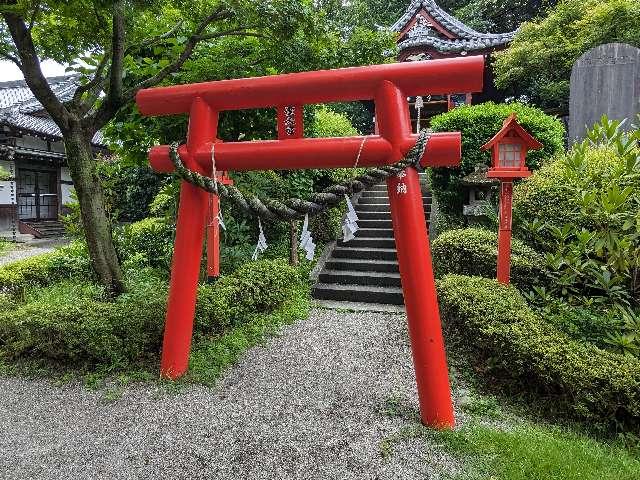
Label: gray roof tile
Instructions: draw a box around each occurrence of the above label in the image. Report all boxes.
[392,0,516,54]
[0,75,104,146]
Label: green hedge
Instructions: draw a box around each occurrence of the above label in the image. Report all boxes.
[195,258,301,334]
[0,241,92,295]
[114,217,174,270]
[429,102,565,214]
[0,272,166,367]
[513,144,631,246]
[0,259,303,369]
[437,275,640,430]
[431,228,545,291]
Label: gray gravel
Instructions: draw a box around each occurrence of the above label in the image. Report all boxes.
[0,238,69,266]
[0,308,468,480]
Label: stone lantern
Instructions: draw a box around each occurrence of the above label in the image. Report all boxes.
[461,164,499,224]
[482,113,542,284]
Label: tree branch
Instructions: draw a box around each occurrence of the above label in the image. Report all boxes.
[123,20,185,56]
[71,52,109,106]
[107,0,125,104]
[2,12,69,129]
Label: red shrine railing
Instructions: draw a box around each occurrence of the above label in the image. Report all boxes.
[136,55,485,429]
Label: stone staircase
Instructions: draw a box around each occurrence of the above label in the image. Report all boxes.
[20,220,66,238]
[313,176,432,310]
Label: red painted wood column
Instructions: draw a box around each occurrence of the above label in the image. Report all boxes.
[160,97,217,379]
[206,193,221,279]
[378,80,455,429]
[496,181,514,285]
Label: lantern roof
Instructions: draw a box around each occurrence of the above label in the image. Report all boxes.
[481,113,543,151]
[392,0,516,56]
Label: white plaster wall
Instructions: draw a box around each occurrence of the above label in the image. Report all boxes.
[0,159,16,205]
[60,166,75,205]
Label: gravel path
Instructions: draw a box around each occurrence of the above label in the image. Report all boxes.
[0,238,69,266]
[0,308,467,480]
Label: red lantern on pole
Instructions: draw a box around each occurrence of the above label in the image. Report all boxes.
[482,114,542,284]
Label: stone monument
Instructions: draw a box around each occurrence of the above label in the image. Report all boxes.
[569,43,640,143]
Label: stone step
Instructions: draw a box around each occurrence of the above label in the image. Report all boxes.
[370,185,387,192]
[331,247,397,261]
[355,211,392,220]
[314,299,405,314]
[355,228,394,238]
[356,203,391,212]
[338,237,396,249]
[312,283,404,305]
[361,190,389,198]
[358,219,393,229]
[318,269,402,288]
[358,196,392,204]
[324,258,399,273]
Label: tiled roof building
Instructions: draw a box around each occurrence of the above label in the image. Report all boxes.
[392,1,516,119]
[0,76,105,238]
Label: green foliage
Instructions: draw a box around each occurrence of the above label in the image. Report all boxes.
[452,0,558,32]
[431,227,545,290]
[437,422,640,480]
[428,102,565,214]
[195,259,301,334]
[187,281,310,385]
[0,165,10,181]
[0,271,167,369]
[0,256,305,372]
[515,117,640,307]
[311,106,359,138]
[438,274,640,430]
[114,217,174,271]
[494,0,640,108]
[0,242,93,296]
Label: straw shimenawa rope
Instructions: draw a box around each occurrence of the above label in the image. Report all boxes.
[168,130,430,222]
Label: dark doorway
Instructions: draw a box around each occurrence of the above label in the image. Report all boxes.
[17,169,58,220]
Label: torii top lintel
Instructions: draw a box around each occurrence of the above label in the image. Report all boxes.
[137,56,483,115]
[136,56,484,174]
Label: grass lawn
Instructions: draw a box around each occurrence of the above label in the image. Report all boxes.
[437,423,640,480]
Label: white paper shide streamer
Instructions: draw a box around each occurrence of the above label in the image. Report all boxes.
[251,218,268,260]
[216,209,226,231]
[298,214,316,261]
[342,194,359,242]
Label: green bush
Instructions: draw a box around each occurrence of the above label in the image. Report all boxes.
[0,272,167,368]
[438,274,640,430]
[431,228,545,291]
[0,259,304,369]
[428,102,565,215]
[114,217,174,270]
[515,118,640,307]
[195,258,301,334]
[0,241,92,295]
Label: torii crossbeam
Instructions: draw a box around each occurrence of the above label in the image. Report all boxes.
[136,55,484,429]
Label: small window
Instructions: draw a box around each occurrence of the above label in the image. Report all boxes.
[498,143,522,168]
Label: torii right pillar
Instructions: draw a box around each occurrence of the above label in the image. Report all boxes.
[378,81,455,428]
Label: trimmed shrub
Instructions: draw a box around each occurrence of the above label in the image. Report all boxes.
[0,272,167,367]
[429,102,565,214]
[431,228,545,291]
[0,260,303,369]
[195,258,301,334]
[114,217,174,270]
[0,241,92,295]
[437,274,640,430]
[513,145,636,246]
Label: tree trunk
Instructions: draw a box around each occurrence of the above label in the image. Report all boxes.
[64,127,125,296]
[289,220,299,266]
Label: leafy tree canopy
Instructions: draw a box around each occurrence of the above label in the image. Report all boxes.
[493,0,640,110]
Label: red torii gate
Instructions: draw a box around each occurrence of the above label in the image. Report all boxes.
[136,56,484,429]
